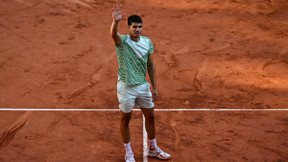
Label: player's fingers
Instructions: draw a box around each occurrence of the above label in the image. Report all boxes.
[152,93,158,102]
[112,4,117,12]
[153,97,158,102]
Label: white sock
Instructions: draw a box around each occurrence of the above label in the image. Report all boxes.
[149,139,157,149]
[124,142,133,153]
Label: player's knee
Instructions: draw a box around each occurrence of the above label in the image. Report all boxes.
[120,112,132,125]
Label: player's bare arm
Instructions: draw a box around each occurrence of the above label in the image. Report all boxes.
[147,54,159,101]
[110,4,126,45]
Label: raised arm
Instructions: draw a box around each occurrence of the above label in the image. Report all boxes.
[110,4,126,45]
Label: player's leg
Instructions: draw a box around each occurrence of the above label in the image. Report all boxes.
[120,110,132,143]
[117,80,136,162]
[136,82,171,160]
[120,111,135,162]
[140,107,156,140]
[136,82,156,143]
[118,80,135,143]
[140,107,170,160]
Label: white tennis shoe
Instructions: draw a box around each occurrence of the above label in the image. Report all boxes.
[125,152,135,162]
[148,147,171,160]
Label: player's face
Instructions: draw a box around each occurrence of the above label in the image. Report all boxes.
[128,22,142,38]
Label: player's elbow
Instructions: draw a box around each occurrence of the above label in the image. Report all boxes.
[110,31,116,38]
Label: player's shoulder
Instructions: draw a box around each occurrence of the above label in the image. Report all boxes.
[140,36,152,43]
[116,35,129,46]
[140,35,150,40]
[120,35,129,41]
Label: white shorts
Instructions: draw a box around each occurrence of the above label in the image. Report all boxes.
[117,80,154,113]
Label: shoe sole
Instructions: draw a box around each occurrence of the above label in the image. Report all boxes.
[148,154,171,160]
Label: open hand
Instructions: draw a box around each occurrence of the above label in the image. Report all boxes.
[112,4,126,22]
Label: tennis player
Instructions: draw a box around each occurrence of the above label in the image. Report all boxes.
[110,4,171,162]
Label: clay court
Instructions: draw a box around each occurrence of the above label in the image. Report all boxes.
[1,0,288,161]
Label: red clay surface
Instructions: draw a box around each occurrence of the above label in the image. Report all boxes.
[1,0,288,161]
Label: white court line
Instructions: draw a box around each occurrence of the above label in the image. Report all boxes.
[143,115,148,162]
[0,108,121,111]
[1,108,288,111]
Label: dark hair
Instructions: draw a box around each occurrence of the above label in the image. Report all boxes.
[128,15,142,26]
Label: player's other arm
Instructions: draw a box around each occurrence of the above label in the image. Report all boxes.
[110,4,126,45]
[147,54,159,101]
